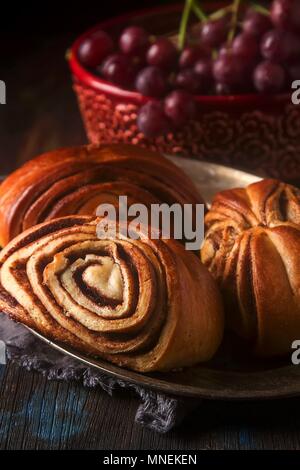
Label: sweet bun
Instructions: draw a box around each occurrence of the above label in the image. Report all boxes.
[0,216,224,372]
[201,178,300,357]
[0,144,204,246]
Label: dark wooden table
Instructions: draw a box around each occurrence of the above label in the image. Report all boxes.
[1,33,300,451]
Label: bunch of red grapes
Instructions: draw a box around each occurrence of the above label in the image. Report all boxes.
[77,0,300,138]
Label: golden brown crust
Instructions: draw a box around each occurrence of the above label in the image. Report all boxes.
[0,144,204,246]
[0,216,223,372]
[201,178,300,357]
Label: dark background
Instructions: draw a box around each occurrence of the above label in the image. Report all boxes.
[1,1,173,60]
[0,1,174,174]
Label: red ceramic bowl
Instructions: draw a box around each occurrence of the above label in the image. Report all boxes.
[69,3,300,184]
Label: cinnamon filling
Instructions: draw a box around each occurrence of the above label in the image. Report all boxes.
[82,256,123,302]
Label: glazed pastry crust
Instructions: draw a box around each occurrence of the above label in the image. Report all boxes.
[0,144,204,246]
[201,178,300,357]
[0,216,224,372]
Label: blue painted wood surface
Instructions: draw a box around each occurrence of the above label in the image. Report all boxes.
[2,361,300,449]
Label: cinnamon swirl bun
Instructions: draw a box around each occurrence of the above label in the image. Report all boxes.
[201,179,300,357]
[0,216,223,372]
[0,144,204,246]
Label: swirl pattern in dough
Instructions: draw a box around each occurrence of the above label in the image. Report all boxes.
[0,216,223,372]
[0,144,204,246]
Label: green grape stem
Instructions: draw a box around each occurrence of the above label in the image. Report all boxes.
[251,2,270,15]
[209,5,234,21]
[179,0,194,50]
[179,0,268,50]
[192,1,207,21]
[178,0,207,49]
[227,0,242,44]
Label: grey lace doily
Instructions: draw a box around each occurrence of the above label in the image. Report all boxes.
[0,315,199,433]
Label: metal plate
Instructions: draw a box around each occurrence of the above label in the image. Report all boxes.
[167,156,261,205]
[27,157,300,400]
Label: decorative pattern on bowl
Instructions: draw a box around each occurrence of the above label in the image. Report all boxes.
[69,3,300,185]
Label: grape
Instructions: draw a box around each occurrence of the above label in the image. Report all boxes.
[175,69,201,94]
[119,26,149,57]
[147,38,178,70]
[189,22,204,41]
[271,0,300,32]
[201,18,228,49]
[213,53,251,91]
[179,45,209,69]
[215,82,235,95]
[164,90,196,127]
[78,30,113,68]
[101,53,135,88]
[215,81,247,95]
[253,60,286,93]
[261,29,300,63]
[232,33,260,62]
[242,9,272,37]
[287,62,300,82]
[218,44,230,57]
[137,101,171,138]
[135,66,168,98]
[194,59,213,93]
